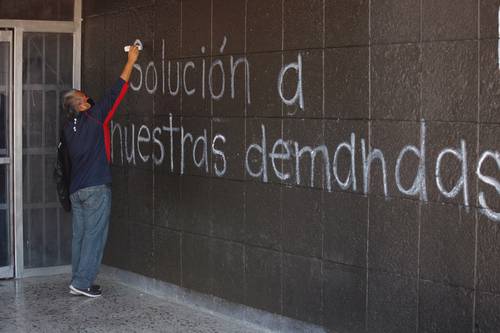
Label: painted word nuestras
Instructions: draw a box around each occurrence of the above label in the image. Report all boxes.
[111,117,500,223]
[111,114,227,177]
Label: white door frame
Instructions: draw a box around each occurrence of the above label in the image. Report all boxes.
[0,0,81,279]
[0,30,14,279]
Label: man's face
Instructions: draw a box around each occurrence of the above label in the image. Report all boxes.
[75,91,91,112]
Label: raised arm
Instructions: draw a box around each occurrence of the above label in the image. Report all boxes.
[120,45,140,82]
[90,45,140,122]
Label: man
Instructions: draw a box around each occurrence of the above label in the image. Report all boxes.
[62,45,139,297]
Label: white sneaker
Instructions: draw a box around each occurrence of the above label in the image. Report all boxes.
[69,284,102,298]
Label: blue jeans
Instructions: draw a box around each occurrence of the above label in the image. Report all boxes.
[70,184,111,289]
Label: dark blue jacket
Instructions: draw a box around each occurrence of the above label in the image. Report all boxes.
[64,78,128,194]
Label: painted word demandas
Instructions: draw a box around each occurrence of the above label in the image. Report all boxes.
[118,37,499,223]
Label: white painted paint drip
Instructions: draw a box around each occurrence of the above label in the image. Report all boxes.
[333,133,357,191]
[395,121,428,201]
[161,114,180,173]
[477,150,500,222]
[293,143,331,191]
[124,124,136,165]
[111,121,123,165]
[183,61,196,96]
[209,59,225,100]
[212,134,227,177]
[361,139,388,196]
[152,127,165,165]
[278,53,304,110]
[145,61,158,94]
[269,139,291,180]
[137,125,151,163]
[245,124,268,182]
[193,130,209,172]
[167,61,180,96]
[180,127,193,175]
[130,64,143,91]
[435,140,469,207]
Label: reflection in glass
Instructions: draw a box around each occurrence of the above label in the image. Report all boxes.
[0,165,9,267]
[0,38,9,267]
[0,42,10,157]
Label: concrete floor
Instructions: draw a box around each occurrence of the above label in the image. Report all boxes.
[0,274,269,333]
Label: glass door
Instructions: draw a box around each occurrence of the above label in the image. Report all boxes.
[22,32,73,270]
[0,30,13,278]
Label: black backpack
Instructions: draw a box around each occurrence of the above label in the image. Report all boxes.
[53,128,72,212]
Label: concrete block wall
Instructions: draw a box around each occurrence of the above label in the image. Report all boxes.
[82,1,500,332]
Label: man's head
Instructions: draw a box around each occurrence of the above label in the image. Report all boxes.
[62,90,94,118]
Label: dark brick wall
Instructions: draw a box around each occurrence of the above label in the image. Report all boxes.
[83,0,500,332]
[0,0,73,21]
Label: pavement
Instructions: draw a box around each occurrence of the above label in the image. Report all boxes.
[0,273,270,333]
